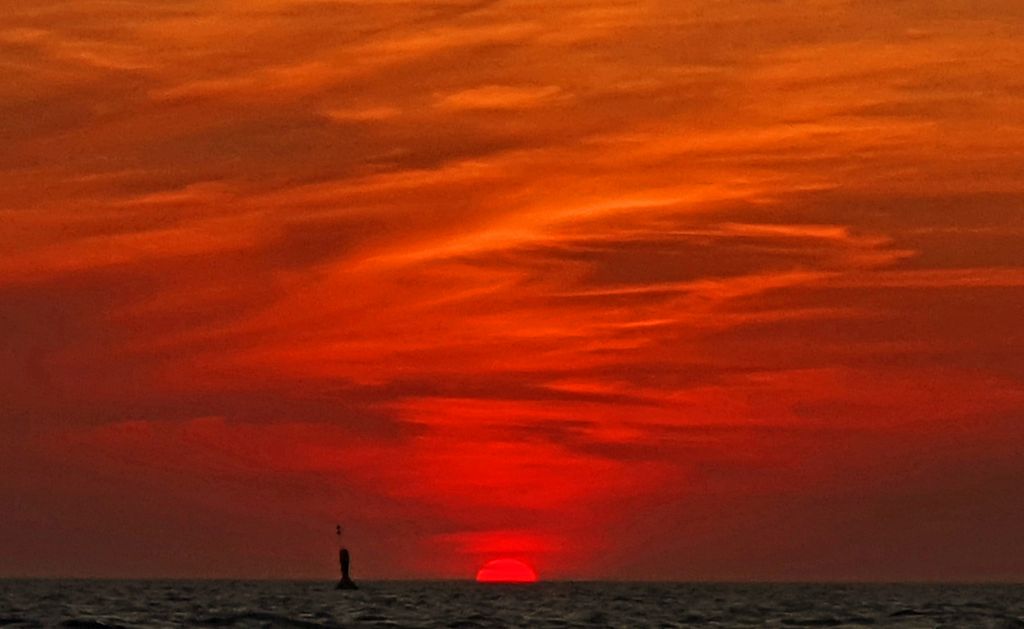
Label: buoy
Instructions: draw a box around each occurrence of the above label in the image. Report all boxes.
[336,547,358,590]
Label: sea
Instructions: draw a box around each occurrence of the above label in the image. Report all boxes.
[1,580,1022,628]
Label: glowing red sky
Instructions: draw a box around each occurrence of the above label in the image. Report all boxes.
[2,0,1024,581]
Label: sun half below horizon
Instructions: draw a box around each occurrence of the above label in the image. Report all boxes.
[2,0,1024,583]
[475,559,539,584]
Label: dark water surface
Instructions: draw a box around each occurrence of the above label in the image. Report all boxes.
[1,580,1022,628]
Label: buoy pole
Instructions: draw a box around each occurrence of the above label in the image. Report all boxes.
[335,524,358,590]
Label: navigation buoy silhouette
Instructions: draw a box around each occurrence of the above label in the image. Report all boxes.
[336,547,358,590]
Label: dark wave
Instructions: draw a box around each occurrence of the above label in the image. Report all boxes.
[195,611,340,628]
[59,621,129,629]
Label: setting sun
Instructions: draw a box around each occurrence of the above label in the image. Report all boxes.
[475,559,539,583]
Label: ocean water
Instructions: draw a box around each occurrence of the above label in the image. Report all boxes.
[1,580,1022,628]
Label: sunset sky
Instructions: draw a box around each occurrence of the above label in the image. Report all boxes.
[2,0,1023,581]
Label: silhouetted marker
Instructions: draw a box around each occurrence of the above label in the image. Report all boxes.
[336,548,358,590]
